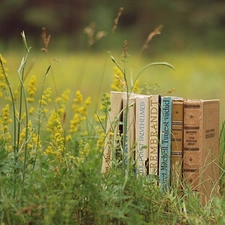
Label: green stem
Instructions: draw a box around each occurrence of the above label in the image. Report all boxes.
[18,67,29,192]
[131,62,174,93]
[18,32,31,200]
[33,65,51,170]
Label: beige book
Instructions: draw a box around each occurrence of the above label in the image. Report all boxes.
[135,95,149,175]
[183,99,220,205]
[101,91,139,173]
[148,95,160,176]
[122,97,136,165]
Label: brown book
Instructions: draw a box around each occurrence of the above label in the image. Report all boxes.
[183,99,220,204]
[171,99,184,187]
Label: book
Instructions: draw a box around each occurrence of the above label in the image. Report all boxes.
[122,97,135,165]
[135,95,149,175]
[101,91,139,173]
[159,96,172,191]
[148,95,160,176]
[171,99,184,187]
[183,99,220,205]
[101,91,123,173]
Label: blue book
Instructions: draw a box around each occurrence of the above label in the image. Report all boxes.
[159,96,172,192]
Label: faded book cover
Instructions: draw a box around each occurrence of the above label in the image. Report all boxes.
[171,99,184,187]
[122,97,135,165]
[148,95,160,176]
[159,96,172,192]
[135,96,149,175]
[102,91,139,173]
[183,99,220,205]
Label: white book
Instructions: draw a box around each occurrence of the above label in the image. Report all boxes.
[135,96,149,175]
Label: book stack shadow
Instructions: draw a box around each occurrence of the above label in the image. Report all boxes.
[102,91,220,205]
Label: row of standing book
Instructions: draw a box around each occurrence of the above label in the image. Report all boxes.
[101,91,220,205]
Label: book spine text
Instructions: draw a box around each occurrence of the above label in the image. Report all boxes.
[149,95,160,176]
[159,97,172,191]
[135,96,149,175]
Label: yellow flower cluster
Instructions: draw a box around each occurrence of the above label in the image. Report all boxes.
[96,132,105,149]
[13,89,19,101]
[0,54,109,165]
[44,90,91,161]
[111,66,141,94]
[19,120,42,156]
[76,132,90,163]
[27,75,37,103]
[94,93,111,150]
[39,87,52,114]
[55,89,71,118]
[1,104,12,132]
[69,90,91,133]
[0,104,12,151]
[46,111,65,160]
[0,55,8,97]
[111,66,125,92]
[40,87,52,106]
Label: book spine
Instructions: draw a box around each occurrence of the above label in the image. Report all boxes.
[123,97,135,165]
[171,99,184,187]
[101,91,126,173]
[183,99,220,205]
[135,96,149,175]
[148,95,160,176]
[183,100,202,192]
[159,96,172,191]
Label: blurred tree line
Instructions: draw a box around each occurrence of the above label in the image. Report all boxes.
[1,0,225,52]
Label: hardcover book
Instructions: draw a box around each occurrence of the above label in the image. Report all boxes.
[171,99,184,187]
[159,96,172,191]
[183,99,220,205]
[135,95,149,175]
[148,95,160,176]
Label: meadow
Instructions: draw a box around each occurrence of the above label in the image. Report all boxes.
[4,48,225,119]
[1,33,225,224]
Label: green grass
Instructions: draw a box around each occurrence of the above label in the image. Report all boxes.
[1,48,225,224]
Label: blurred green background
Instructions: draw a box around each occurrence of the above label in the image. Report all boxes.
[1,0,225,119]
[1,0,225,52]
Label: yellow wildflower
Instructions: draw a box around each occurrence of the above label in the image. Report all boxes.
[111,66,141,94]
[40,87,52,106]
[1,104,12,132]
[69,91,91,134]
[46,110,66,161]
[29,107,35,115]
[13,90,19,101]
[111,66,125,91]
[97,132,105,148]
[28,75,37,97]
[74,90,83,104]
